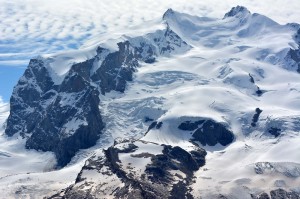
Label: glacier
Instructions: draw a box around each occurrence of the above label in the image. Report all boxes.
[0,6,300,199]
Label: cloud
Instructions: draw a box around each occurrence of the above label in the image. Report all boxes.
[0,0,299,68]
[0,96,7,108]
[0,0,300,100]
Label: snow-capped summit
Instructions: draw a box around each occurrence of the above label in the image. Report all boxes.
[1,6,300,199]
[162,8,175,20]
[4,12,191,167]
[223,5,251,19]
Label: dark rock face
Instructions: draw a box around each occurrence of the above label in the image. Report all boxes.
[5,28,190,167]
[91,43,138,94]
[285,29,300,73]
[268,127,281,138]
[146,121,163,134]
[144,57,156,64]
[146,146,206,179]
[146,145,206,181]
[288,48,300,73]
[7,57,107,167]
[256,193,270,199]
[6,42,139,167]
[248,74,264,97]
[115,143,138,153]
[178,120,205,131]
[27,88,103,166]
[52,142,206,199]
[270,189,300,199]
[192,120,234,146]
[147,121,158,132]
[162,8,175,20]
[147,145,206,199]
[177,119,234,146]
[156,122,163,129]
[5,59,54,137]
[223,6,250,19]
[251,108,263,127]
[178,119,234,146]
[249,73,255,83]
[256,87,264,96]
[144,117,154,122]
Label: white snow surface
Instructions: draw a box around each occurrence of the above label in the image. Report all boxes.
[0,100,108,198]
[0,101,84,198]
[1,7,300,198]
[118,141,164,178]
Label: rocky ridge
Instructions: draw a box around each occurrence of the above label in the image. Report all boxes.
[1,6,300,199]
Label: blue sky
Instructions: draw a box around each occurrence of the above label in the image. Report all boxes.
[0,66,25,101]
[0,37,83,101]
[1,0,300,102]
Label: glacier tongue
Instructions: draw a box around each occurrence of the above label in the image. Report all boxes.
[1,6,300,199]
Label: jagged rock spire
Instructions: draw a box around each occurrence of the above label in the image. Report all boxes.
[224,5,251,19]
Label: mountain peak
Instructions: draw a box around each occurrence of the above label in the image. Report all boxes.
[162,8,175,20]
[3,6,300,199]
[224,5,251,19]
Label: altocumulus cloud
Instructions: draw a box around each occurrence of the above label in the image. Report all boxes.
[0,0,299,67]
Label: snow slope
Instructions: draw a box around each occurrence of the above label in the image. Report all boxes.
[1,6,300,198]
[58,7,300,198]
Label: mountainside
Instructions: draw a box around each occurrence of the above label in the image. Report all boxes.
[4,25,190,167]
[1,6,300,199]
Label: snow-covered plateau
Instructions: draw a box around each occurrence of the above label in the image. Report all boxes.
[1,6,300,199]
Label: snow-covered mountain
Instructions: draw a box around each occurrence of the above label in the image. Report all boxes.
[1,6,300,199]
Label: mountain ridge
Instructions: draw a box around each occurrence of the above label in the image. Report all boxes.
[4,18,191,167]
[1,6,300,198]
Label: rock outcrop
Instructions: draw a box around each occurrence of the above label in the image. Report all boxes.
[49,140,207,199]
[178,119,234,146]
[5,26,190,167]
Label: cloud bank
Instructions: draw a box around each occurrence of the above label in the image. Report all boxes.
[0,0,299,100]
[1,0,299,66]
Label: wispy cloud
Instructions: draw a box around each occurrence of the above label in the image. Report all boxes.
[0,96,6,107]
